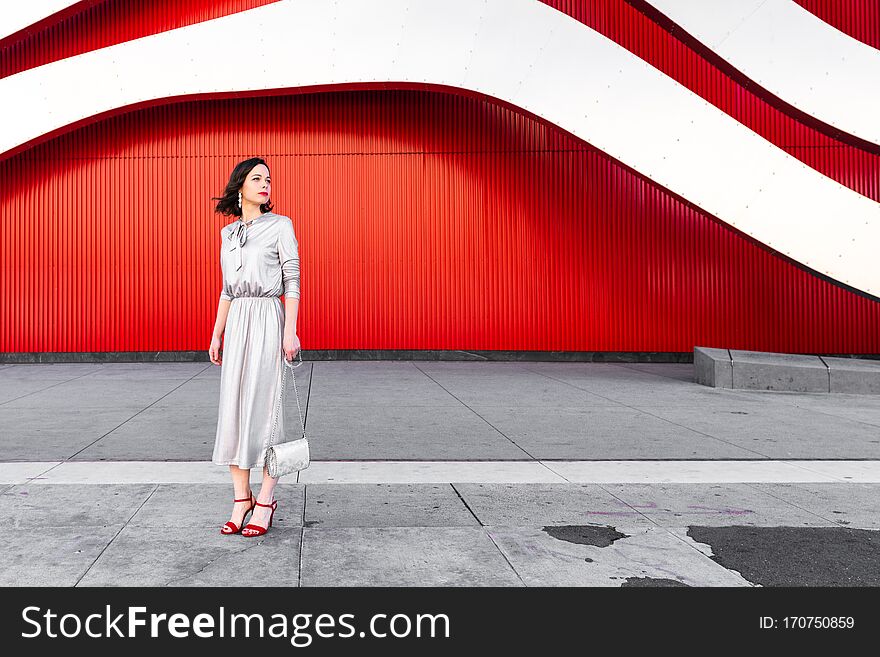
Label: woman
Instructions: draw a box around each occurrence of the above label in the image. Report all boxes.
[208,157,301,537]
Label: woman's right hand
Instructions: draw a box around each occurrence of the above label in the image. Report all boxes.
[209,335,223,365]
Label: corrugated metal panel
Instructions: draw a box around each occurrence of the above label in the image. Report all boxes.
[794,0,880,50]
[2,90,878,354]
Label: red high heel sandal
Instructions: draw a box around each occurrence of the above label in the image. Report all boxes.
[220,492,256,535]
[242,499,277,537]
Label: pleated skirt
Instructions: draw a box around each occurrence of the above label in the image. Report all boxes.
[212,296,286,469]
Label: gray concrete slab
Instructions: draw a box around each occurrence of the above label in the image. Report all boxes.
[523,364,747,407]
[411,362,625,408]
[0,483,156,527]
[309,362,462,407]
[644,403,880,459]
[0,378,83,405]
[470,405,762,459]
[788,460,880,482]
[2,361,879,588]
[194,365,223,378]
[728,389,880,428]
[0,462,56,484]
[300,526,524,586]
[822,356,880,394]
[626,393,776,412]
[84,363,210,379]
[72,405,222,461]
[0,524,124,586]
[485,524,752,586]
[67,377,298,462]
[151,376,221,402]
[615,363,696,383]
[589,388,764,410]
[454,483,657,526]
[0,364,105,379]
[304,483,480,527]
[77,524,302,587]
[730,350,829,393]
[0,365,105,404]
[526,362,705,384]
[602,483,834,527]
[3,360,879,463]
[128,483,304,529]
[305,403,532,460]
[172,528,303,587]
[0,481,875,587]
[3,377,190,409]
[693,347,732,388]
[0,404,152,461]
[747,482,880,530]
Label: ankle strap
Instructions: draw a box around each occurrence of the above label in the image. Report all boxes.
[254,499,276,508]
[233,492,254,502]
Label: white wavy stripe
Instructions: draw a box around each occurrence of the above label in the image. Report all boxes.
[646,0,880,146]
[2,0,878,297]
[1,1,84,41]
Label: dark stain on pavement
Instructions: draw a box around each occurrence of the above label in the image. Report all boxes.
[542,525,629,547]
[687,526,880,586]
[621,577,689,587]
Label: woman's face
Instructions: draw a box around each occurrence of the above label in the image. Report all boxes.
[240,163,271,208]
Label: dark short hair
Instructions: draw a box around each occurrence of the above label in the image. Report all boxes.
[212,157,274,218]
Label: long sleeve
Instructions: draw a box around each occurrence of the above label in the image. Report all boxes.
[219,227,233,301]
[278,218,301,299]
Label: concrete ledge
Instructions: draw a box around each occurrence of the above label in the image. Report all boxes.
[822,356,880,394]
[694,348,880,394]
[730,350,829,392]
[693,347,732,388]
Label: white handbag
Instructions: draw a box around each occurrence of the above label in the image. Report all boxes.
[264,349,309,478]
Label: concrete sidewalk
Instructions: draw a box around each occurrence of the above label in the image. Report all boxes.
[1,361,878,586]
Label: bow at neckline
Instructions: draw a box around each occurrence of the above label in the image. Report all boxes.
[226,221,247,271]
[226,213,269,271]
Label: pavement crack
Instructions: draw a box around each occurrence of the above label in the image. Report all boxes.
[410,361,539,460]
[67,364,214,460]
[450,483,484,527]
[483,528,528,587]
[169,539,268,587]
[298,485,307,588]
[523,367,772,459]
[74,484,160,587]
[742,481,850,526]
[0,365,105,407]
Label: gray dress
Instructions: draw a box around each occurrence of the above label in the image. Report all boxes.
[212,211,301,469]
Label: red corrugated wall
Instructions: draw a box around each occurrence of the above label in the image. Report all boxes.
[1,0,878,354]
[794,0,880,50]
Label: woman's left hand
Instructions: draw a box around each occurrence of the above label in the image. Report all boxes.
[283,331,300,362]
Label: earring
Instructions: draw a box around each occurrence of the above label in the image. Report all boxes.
[238,191,242,208]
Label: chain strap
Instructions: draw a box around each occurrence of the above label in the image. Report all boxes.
[266,349,306,451]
